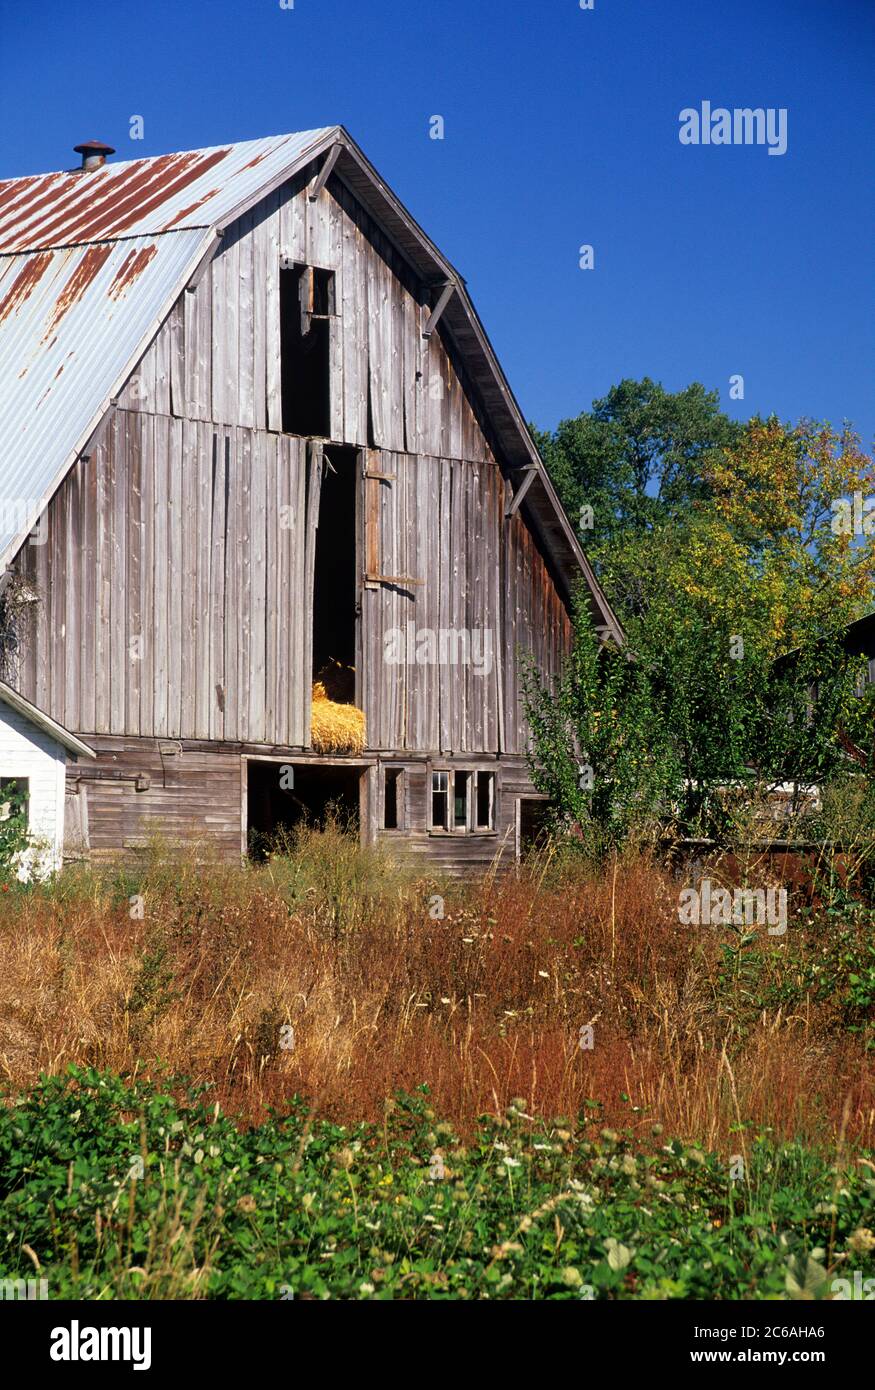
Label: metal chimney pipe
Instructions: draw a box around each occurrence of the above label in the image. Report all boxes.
[73,140,116,171]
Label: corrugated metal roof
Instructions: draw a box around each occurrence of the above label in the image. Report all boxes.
[0,230,206,565]
[0,130,337,572]
[0,130,335,252]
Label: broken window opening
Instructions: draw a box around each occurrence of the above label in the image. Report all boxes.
[454,770,470,829]
[0,776,29,826]
[384,767,403,830]
[280,263,334,437]
[476,771,495,830]
[430,769,497,834]
[518,797,550,857]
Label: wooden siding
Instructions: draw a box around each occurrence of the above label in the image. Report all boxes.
[15,429,568,757]
[67,737,242,857]
[117,171,495,465]
[17,411,309,746]
[362,450,503,754]
[501,497,574,753]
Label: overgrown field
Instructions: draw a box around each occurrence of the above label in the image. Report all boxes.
[1,827,873,1298]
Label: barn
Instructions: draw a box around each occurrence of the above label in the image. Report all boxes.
[0,127,622,871]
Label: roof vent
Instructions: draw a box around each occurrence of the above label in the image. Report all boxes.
[73,139,115,171]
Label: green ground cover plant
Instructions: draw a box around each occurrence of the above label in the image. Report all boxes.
[1,1067,872,1301]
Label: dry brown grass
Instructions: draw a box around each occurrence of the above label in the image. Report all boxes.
[1,825,872,1147]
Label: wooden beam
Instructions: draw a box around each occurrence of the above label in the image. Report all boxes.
[309,144,342,202]
[423,281,456,338]
[364,573,425,587]
[504,466,537,518]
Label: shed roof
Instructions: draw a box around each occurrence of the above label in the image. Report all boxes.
[0,680,96,759]
[0,127,623,641]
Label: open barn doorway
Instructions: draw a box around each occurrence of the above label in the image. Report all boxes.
[312,445,359,696]
[246,759,363,860]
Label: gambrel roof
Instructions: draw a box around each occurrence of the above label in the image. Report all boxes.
[0,127,623,641]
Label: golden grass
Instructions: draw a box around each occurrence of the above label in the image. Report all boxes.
[309,681,366,754]
[0,827,872,1149]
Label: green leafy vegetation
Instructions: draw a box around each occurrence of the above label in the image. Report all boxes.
[2,1068,872,1301]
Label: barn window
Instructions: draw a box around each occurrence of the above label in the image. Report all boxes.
[383,767,404,830]
[430,769,496,833]
[280,262,334,438]
[431,771,449,830]
[454,771,470,828]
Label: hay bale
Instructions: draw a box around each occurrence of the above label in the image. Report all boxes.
[310,681,366,754]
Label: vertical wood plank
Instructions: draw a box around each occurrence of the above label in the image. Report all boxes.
[167,415,183,736]
[180,418,198,736]
[237,211,256,430]
[152,414,169,738]
[194,422,211,738]
[208,430,227,741]
[126,412,142,737]
[139,413,154,736]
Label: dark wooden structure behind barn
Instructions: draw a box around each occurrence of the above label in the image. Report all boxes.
[0,128,623,871]
[843,612,875,686]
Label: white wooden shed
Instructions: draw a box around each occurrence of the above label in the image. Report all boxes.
[0,680,95,877]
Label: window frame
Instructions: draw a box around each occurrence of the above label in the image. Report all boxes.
[429,766,497,836]
[0,775,30,828]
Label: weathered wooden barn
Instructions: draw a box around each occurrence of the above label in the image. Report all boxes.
[0,127,622,870]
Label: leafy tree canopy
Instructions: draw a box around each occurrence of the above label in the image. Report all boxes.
[533,376,740,547]
[527,381,875,852]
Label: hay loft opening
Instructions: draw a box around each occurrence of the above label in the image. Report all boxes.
[280,262,335,437]
[247,760,362,857]
[313,445,357,681]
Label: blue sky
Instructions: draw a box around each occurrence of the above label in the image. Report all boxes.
[2,0,872,445]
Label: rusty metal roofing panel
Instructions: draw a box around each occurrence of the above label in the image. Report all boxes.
[0,129,335,252]
[0,229,207,567]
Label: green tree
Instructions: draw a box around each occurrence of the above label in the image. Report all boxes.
[525,588,873,854]
[534,377,741,553]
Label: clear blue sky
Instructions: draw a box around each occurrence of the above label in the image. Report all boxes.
[2,0,872,446]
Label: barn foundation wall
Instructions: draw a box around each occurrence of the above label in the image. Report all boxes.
[64,736,546,871]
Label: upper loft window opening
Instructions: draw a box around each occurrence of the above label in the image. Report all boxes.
[280,262,335,438]
[312,266,335,316]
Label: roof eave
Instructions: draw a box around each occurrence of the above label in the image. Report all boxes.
[0,680,96,758]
